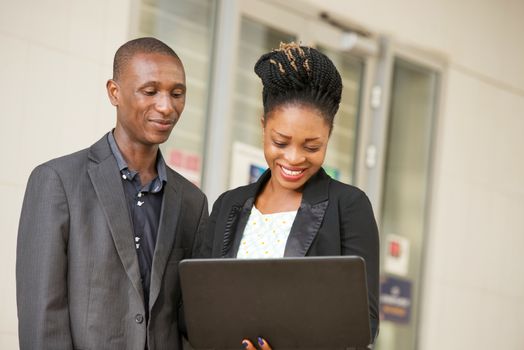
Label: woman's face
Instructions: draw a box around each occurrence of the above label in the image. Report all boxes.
[263,104,331,193]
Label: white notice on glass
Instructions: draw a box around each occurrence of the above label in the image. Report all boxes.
[384,234,410,277]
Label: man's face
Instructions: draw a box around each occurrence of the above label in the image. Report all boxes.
[107,52,186,147]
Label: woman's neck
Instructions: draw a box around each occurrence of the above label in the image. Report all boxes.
[255,177,302,214]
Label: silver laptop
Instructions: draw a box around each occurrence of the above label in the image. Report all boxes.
[179,256,371,350]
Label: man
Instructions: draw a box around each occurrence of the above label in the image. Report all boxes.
[16,37,208,350]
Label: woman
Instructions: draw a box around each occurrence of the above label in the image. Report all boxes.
[201,43,379,349]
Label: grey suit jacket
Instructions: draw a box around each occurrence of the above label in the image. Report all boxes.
[16,134,208,350]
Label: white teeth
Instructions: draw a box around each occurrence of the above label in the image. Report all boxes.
[281,166,303,176]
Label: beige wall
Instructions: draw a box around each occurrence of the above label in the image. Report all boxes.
[423,68,524,349]
[0,0,132,348]
[304,0,524,349]
[1,0,523,349]
[306,0,524,92]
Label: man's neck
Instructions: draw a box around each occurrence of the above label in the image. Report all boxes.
[113,131,159,185]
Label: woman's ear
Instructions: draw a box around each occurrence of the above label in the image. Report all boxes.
[261,116,267,135]
[260,117,266,145]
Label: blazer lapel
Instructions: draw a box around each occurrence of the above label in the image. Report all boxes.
[284,201,328,256]
[221,171,267,258]
[149,171,181,310]
[224,198,254,258]
[218,168,332,258]
[87,136,144,303]
[284,169,331,257]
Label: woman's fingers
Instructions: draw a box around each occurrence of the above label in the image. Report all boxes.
[257,337,272,350]
[241,337,272,350]
[241,339,256,350]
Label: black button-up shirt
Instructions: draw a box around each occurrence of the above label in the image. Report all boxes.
[108,132,167,321]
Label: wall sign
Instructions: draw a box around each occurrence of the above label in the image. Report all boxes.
[384,233,410,276]
[230,142,267,189]
[168,149,202,187]
[380,276,412,324]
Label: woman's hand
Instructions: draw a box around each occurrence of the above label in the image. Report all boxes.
[242,337,272,350]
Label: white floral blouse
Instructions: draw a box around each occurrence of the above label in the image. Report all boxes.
[236,206,298,259]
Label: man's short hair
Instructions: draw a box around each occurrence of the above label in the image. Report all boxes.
[113,37,180,81]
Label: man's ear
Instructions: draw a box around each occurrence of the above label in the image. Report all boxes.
[106,79,120,106]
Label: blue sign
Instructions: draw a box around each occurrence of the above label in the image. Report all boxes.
[249,164,267,184]
[380,276,412,324]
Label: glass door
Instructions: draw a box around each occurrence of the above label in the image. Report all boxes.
[231,17,296,148]
[375,58,439,350]
[228,2,372,189]
[318,46,365,184]
[228,15,297,188]
[138,0,216,186]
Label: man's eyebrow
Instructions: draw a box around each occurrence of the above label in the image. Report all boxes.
[138,81,159,88]
[173,82,186,90]
[138,81,186,89]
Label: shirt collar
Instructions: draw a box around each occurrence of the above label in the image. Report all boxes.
[107,131,168,192]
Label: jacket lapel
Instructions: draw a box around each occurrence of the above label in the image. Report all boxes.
[220,173,265,258]
[149,170,181,310]
[87,135,144,303]
[284,169,331,257]
[224,198,254,258]
[283,201,328,256]
[221,169,332,257]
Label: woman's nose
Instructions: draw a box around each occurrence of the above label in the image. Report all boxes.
[284,147,306,165]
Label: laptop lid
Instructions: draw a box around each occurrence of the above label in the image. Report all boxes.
[179,256,371,350]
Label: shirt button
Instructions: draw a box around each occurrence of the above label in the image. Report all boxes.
[135,314,144,324]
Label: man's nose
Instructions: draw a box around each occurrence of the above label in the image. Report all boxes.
[156,93,175,115]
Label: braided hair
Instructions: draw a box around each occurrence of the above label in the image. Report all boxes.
[254,42,343,131]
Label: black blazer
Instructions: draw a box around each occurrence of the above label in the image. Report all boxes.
[201,168,380,340]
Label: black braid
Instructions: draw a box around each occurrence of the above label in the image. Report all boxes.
[254,42,342,131]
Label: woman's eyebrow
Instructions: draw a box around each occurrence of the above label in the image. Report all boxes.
[271,130,291,139]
